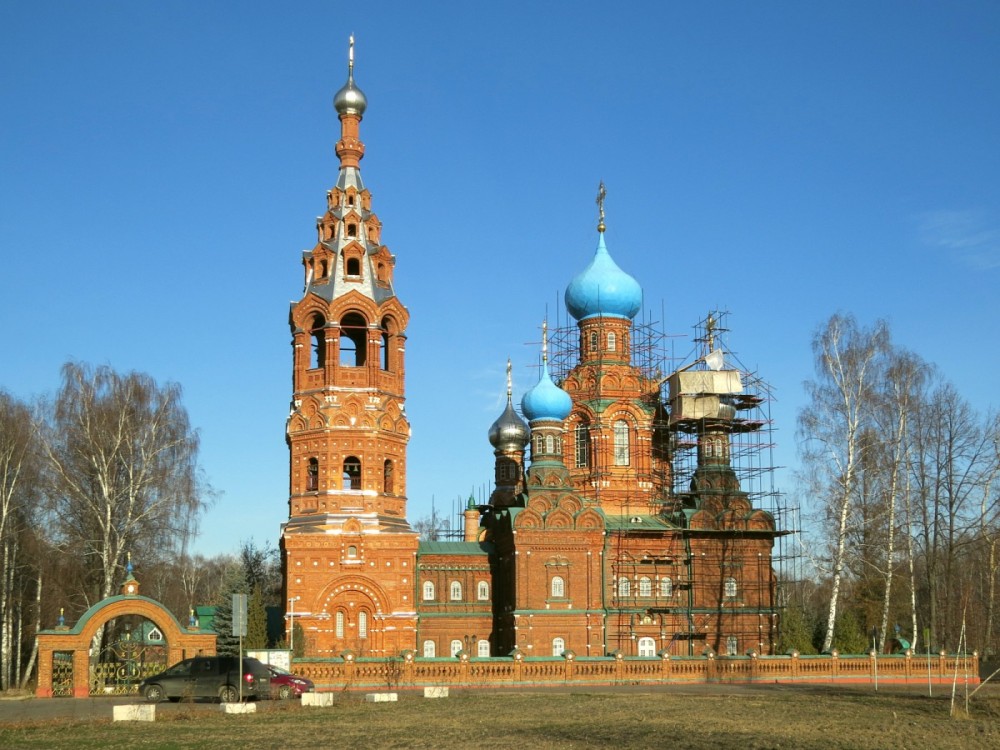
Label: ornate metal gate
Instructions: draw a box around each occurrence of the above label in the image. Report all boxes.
[89,615,168,696]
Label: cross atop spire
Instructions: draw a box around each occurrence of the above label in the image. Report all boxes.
[596,181,607,233]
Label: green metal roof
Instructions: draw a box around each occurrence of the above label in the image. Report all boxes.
[417,540,494,556]
[603,514,680,532]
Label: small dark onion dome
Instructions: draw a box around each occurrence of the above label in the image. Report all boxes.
[488,398,530,451]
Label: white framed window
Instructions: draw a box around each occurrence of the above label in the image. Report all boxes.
[551,576,565,598]
[552,637,565,657]
[450,581,462,601]
[724,577,738,599]
[422,581,435,601]
[726,636,738,656]
[477,581,489,601]
[544,434,555,454]
[638,576,652,597]
[575,423,590,468]
[638,637,656,657]
[589,331,598,352]
[335,611,345,638]
[660,577,673,598]
[607,332,617,351]
[423,640,436,658]
[617,578,631,598]
[450,639,463,657]
[477,640,490,658]
[358,611,368,639]
[613,420,630,466]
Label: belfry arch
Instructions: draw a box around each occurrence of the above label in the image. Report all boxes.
[35,575,215,698]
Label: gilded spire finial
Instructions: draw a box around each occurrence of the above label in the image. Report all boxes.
[706,312,716,352]
[348,34,355,77]
[506,358,513,399]
[596,181,607,233]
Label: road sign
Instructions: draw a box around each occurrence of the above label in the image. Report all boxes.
[232,594,247,638]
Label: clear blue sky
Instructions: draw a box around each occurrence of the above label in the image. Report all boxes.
[2,2,998,557]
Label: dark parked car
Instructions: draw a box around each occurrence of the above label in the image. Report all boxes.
[140,656,271,703]
[267,665,315,699]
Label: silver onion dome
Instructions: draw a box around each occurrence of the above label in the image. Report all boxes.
[488,400,531,451]
[334,76,367,116]
[334,35,367,116]
[488,359,530,451]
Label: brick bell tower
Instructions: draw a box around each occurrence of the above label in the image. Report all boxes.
[282,38,418,657]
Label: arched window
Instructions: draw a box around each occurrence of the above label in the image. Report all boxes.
[544,434,555,454]
[310,314,326,369]
[724,577,738,598]
[381,331,390,370]
[726,636,738,656]
[343,457,361,490]
[574,423,590,468]
[477,640,490,658]
[638,637,656,657]
[660,577,673,598]
[477,581,489,601]
[320,259,329,277]
[552,637,565,657]
[551,576,565,598]
[335,611,345,638]
[607,332,617,351]
[383,460,394,494]
[358,611,368,639]
[347,545,357,558]
[589,331,598,352]
[617,578,631,598]
[347,223,357,238]
[306,457,319,491]
[450,639,463,657]
[613,420,630,466]
[423,640,436,658]
[422,581,435,601]
[339,313,367,366]
[638,576,652,597]
[449,581,462,601]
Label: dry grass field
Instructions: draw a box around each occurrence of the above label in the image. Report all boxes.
[1,685,998,750]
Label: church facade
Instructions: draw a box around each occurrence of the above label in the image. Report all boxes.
[280,43,782,662]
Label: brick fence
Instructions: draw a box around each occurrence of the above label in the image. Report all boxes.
[292,649,980,692]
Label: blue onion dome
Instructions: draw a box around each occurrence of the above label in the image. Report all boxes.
[521,329,572,422]
[334,36,367,116]
[564,232,642,321]
[489,361,530,450]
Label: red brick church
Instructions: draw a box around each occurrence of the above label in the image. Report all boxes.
[280,41,782,661]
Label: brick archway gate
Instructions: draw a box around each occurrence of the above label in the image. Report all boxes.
[35,576,216,698]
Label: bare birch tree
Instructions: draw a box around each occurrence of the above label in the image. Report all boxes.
[871,350,928,651]
[0,392,46,690]
[41,363,207,607]
[799,314,888,653]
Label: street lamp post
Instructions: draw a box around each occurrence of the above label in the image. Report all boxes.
[288,596,300,655]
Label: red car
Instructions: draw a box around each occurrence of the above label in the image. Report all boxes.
[267,665,314,699]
